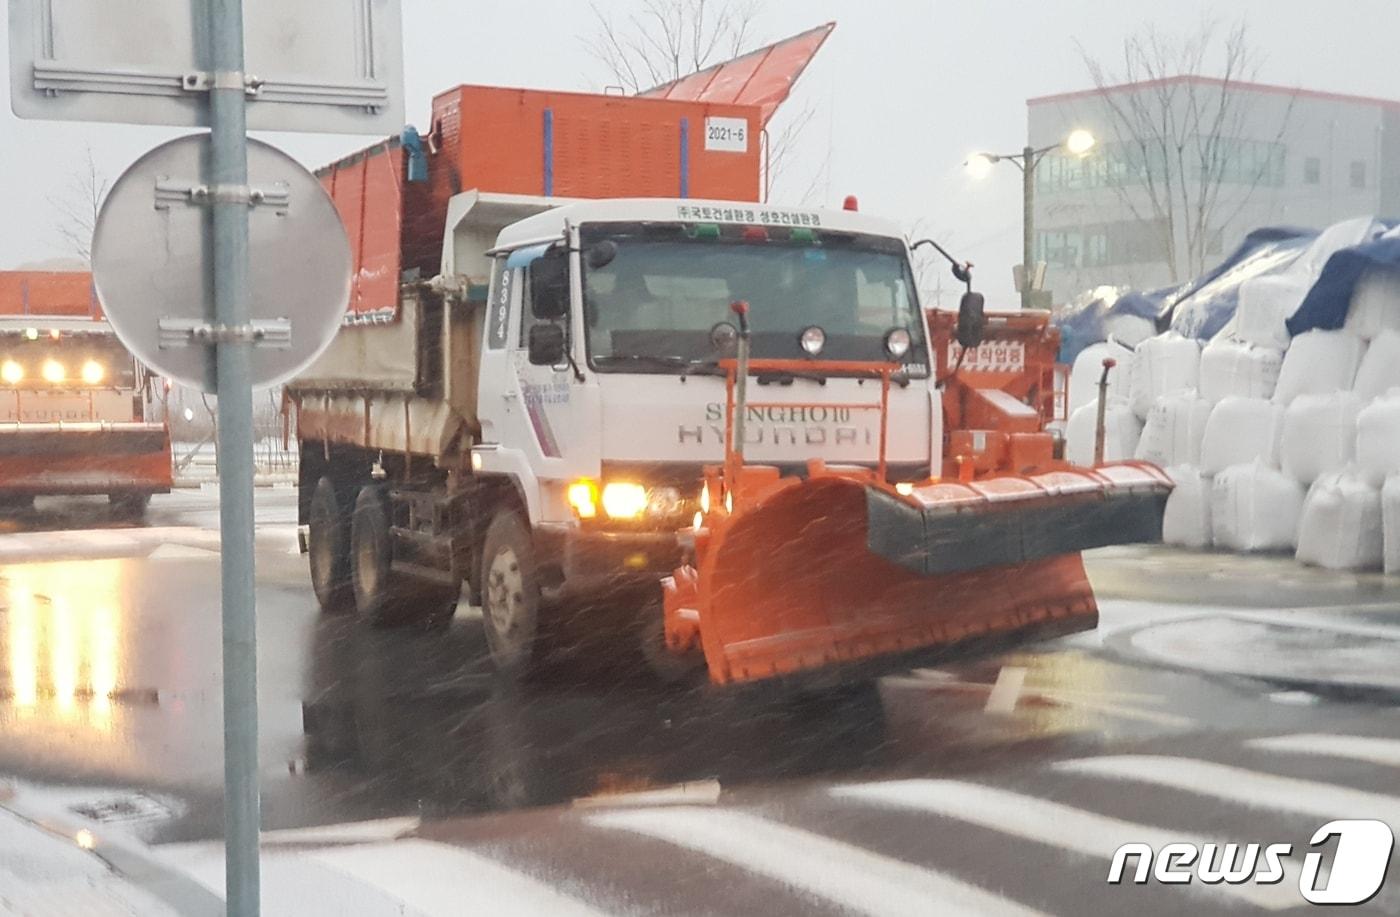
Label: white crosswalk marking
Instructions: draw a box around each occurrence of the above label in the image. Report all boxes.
[588,805,1044,917]
[1246,733,1400,769]
[307,841,612,917]
[1055,755,1400,827]
[832,779,1300,910]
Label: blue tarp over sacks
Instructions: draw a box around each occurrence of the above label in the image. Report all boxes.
[1054,285,1176,363]
[1167,226,1316,340]
[1288,230,1400,336]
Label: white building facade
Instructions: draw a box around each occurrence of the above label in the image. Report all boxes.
[1027,76,1400,297]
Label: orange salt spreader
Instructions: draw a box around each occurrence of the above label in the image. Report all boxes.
[661,295,1172,686]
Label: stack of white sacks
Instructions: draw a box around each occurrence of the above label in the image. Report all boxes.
[1066,260,1400,574]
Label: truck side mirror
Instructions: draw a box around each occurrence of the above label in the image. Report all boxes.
[956,291,987,349]
[527,323,566,366]
[530,251,570,320]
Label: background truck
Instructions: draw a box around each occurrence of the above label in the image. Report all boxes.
[0,271,171,519]
[287,83,1170,684]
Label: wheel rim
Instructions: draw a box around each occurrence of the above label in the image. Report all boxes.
[485,546,532,661]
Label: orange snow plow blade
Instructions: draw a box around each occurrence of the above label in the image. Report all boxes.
[666,463,1171,685]
[0,422,172,495]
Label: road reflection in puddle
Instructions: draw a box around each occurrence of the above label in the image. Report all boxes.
[2,559,125,732]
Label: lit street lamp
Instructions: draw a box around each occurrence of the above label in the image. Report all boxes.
[966,129,1096,309]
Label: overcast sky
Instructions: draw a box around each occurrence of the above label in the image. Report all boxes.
[3,0,1398,305]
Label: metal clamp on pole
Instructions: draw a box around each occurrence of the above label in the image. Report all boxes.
[157,317,292,349]
[154,177,290,210]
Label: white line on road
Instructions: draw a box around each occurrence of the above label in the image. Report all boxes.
[310,840,612,917]
[832,779,1300,910]
[1055,755,1400,828]
[1246,733,1400,768]
[984,666,1026,714]
[588,805,1044,917]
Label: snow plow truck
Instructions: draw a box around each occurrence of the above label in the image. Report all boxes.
[0,271,171,519]
[286,82,1171,685]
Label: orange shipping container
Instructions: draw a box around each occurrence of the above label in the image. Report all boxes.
[318,84,763,320]
[0,271,101,319]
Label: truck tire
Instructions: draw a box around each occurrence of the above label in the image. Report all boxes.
[109,493,150,521]
[309,476,354,612]
[350,486,460,629]
[479,511,543,679]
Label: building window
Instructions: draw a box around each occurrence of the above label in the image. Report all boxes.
[1304,157,1321,185]
[1351,161,1367,189]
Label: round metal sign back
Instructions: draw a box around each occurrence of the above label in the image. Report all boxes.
[92,134,351,391]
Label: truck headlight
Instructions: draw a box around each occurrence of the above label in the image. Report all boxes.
[884,328,912,359]
[567,480,599,519]
[601,482,648,519]
[41,359,65,383]
[1,360,21,385]
[81,360,105,385]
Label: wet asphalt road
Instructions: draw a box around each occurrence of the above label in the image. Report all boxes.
[1,489,1399,914]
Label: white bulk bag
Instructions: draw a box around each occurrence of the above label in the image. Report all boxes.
[1278,392,1362,486]
[1129,332,1201,419]
[1272,330,1366,405]
[1235,274,1308,350]
[1161,466,1213,548]
[1352,329,1400,402]
[1103,314,1156,348]
[1199,396,1284,475]
[1066,398,1142,467]
[1345,269,1400,341]
[1211,461,1305,552]
[1356,393,1400,487]
[1384,475,1400,575]
[1134,391,1213,468]
[1068,339,1134,413]
[1198,336,1283,403]
[1295,472,1384,571]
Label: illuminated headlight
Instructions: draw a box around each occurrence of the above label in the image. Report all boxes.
[799,325,826,356]
[41,359,65,383]
[568,480,599,519]
[1,360,22,385]
[884,328,913,359]
[601,482,648,519]
[81,360,105,385]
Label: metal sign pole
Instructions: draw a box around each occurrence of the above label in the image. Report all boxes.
[207,0,261,913]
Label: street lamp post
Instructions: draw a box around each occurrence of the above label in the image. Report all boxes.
[968,129,1095,309]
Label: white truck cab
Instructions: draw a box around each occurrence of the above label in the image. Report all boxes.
[468,198,939,587]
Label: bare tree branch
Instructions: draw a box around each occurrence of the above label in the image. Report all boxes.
[1075,18,1287,282]
[47,146,108,264]
[586,0,765,94]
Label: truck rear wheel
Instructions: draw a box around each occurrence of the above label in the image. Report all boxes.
[350,486,461,629]
[480,511,543,679]
[309,476,353,612]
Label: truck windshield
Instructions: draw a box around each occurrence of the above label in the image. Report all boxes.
[580,224,927,374]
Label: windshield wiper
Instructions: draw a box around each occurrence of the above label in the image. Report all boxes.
[593,354,725,376]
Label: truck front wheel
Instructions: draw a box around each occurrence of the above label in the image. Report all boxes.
[309,476,353,612]
[480,511,542,679]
